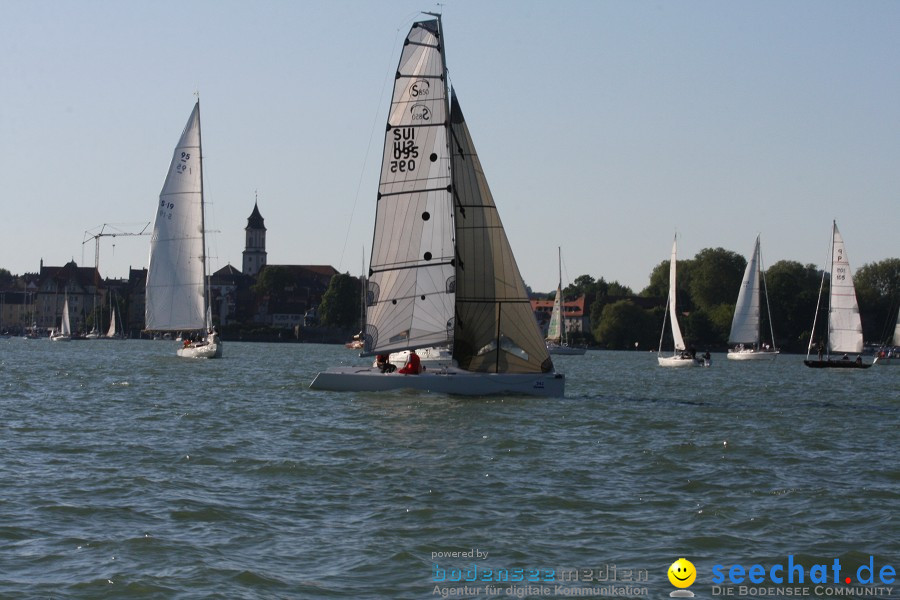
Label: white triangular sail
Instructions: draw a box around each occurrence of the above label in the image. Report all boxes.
[547,287,563,344]
[546,247,564,345]
[364,19,455,356]
[893,306,900,347]
[146,102,207,332]
[106,296,118,338]
[828,222,863,353]
[667,237,686,351]
[729,236,762,345]
[60,296,71,337]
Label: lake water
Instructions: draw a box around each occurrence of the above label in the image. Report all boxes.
[1,339,897,599]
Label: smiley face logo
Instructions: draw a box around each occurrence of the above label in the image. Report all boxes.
[668,558,696,588]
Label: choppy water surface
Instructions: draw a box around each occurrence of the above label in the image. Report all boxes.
[0,339,897,599]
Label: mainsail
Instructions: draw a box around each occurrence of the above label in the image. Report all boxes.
[60,296,71,337]
[667,237,686,352]
[146,102,207,332]
[364,19,456,356]
[729,235,762,345]
[828,222,863,353]
[450,91,553,374]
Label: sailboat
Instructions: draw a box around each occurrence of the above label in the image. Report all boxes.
[310,15,564,396]
[727,235,779,360]
[546,247,585,355]
[50,295,72,341]
[873,305,900,366]
[804,221,870,369]
[104,293,124,339]
[657,236,704,367]
[145,100,222,359]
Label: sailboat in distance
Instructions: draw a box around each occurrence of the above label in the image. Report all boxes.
[657,235,704,367]
[804,221,869,369]
[727,235,779,360]
[50,294,72,341]
[546,247,585,355]
[310,14,564,396]
[145,101,222,358]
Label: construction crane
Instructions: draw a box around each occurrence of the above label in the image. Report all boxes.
[82,223,152,270]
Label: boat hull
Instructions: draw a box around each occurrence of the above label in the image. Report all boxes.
[727,349,779,361]
[176,341,223,359]
[547,344,586,356]
[309,366,565,397]
[803,359,870,369]
[658,355,704,367]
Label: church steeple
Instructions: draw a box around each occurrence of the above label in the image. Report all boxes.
[242,192,267,277]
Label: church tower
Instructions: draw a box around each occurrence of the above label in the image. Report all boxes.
[242,196,267,277]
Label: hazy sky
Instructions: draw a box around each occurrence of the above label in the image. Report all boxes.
[2,0,898,294]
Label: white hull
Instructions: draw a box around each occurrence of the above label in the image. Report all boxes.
[658,354,704,368]
[547,344,586,356]
[310,366,565,397]
[727,349,779,361]
[176,340,223,359]
[50,334,71,342]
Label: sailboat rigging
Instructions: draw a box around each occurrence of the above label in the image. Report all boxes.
[727,235,779,360]
[804,221,870,369]
[310,15,564,396]
[145,100,222,358]
[657,235,705,367]
[546,247,585,355]
[50,294,72,341]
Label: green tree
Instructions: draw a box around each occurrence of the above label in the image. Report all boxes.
[854,258,900,344]
[764,260,822,352]
[689,248,746,311]
[318,273,361,328]
[594,299,658,350]
[251,266,294,300]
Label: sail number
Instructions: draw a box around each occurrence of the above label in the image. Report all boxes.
[159,200,175,220]
[391,127,418,173]
[176,151,191,175]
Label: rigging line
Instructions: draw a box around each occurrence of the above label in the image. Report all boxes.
[337,24,405,274]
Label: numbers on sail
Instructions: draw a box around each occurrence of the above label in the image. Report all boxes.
[390,127,418,173]
[176,151,191,175]
[159,200,175,220]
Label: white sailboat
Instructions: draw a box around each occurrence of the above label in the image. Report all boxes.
[145,101,222,359]
[804,221,870,369]
[657,236,704,367]
[105,293,124,339]
[727,235,779,360]
[873,305,900,366]
[546,247,585,355]
[50,295,72,341]
[310,15,564,396]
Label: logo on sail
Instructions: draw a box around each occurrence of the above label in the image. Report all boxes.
[410,104,431,121]
[410,79,430,98]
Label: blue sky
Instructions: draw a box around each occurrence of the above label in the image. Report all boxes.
[2,0,898,294]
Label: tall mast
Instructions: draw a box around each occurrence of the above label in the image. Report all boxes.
[196,99,210,329]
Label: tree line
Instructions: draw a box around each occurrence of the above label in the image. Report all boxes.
[293,250,900,353]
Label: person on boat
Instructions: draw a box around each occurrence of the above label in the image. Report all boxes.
[376,354,396,373]
[398,352,422,375]
[703,350,711,365]
[841,353,849,361]
[855,355,862,365]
